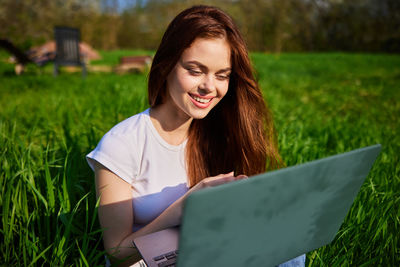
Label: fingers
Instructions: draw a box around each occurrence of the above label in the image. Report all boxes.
[205,175,235,187]
[203,172,248,187]
[216,171,234,178]
[188,172,250,194]
[206,171,234,182]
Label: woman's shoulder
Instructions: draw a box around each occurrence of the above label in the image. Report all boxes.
[88,109,151,172]
[106,108,150,138]
[87,109,151,183]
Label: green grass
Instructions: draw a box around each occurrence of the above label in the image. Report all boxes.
[0,50,399,266]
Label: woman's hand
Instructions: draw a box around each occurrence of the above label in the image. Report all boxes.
[161,172,248,226]
[189,171,248,191]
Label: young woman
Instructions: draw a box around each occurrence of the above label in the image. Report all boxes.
[87,5,305,267]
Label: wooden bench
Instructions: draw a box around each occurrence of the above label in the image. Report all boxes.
[114,55,152,74]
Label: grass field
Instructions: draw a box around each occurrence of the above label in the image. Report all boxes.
[0,50,399,266]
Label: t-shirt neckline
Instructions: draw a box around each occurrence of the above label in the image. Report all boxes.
[143,108,187,151]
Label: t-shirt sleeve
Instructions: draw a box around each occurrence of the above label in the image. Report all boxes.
[86,132,138,185]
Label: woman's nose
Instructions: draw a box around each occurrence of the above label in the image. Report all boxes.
[199,75,216,93]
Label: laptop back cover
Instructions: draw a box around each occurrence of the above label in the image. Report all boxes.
[177,144,381,267]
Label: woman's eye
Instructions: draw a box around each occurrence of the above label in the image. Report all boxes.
[216,74,230,81]
[188,69,202,76]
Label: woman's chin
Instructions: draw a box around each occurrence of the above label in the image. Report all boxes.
[187,109,212,120]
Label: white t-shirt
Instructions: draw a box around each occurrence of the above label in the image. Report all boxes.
[86,109,189,231]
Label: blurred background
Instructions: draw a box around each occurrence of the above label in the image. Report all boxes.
[1,0,399,53]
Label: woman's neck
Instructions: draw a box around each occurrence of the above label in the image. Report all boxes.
[149,103,193,146]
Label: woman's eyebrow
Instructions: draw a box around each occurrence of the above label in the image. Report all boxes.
[183,60,206,68]
[183,60,231,72]
[216,68,231,73]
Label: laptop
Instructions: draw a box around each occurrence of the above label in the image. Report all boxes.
[133,144,381,267]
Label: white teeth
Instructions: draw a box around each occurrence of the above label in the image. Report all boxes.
[192,95,211,103]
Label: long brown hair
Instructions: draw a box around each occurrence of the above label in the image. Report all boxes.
[148,5,282,187]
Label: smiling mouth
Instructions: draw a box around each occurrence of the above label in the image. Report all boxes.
[189,94,213,104]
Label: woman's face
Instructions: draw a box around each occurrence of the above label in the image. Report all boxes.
[166,37,231,120]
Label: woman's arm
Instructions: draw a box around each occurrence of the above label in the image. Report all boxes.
[93,160,245,265]
[93,160,141,265]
